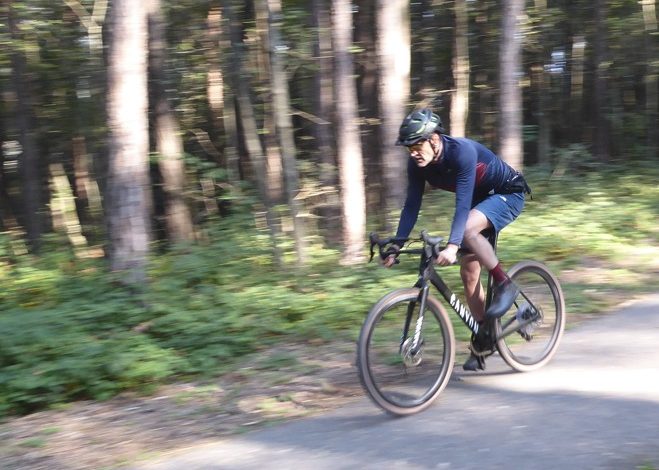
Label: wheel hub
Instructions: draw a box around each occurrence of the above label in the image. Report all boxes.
[401,337,423,367]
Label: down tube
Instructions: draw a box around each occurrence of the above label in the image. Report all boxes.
[428,269,480,335]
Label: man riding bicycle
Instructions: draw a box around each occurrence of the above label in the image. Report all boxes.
[383,108,531,371]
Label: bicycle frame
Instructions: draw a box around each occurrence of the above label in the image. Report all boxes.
[370,231,540,355]
[398,242,489,356]
[405,232,498,338]
[412,255,485,336]
[410,258,540,342]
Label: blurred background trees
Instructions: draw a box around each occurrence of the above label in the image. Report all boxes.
[0,0,657,282]
[1,0,658,418]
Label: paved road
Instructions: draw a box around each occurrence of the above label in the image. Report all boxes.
[133,294,659,470]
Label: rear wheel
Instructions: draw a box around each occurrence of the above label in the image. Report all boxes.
[357,288,455,415]
[495,260,565,372]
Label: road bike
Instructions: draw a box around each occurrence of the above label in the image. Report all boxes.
[357,231,566,415]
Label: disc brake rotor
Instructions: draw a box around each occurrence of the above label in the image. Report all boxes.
[401,337,423,367]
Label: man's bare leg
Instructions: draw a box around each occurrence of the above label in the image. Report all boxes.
[461,209,498,270]
[461,208,519,320]
[460,254,485,323]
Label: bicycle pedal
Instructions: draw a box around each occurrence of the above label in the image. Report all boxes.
[463,353,486,371]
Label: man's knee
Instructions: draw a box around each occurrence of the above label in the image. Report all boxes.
[462,227,479,247]
[460,262,481,286]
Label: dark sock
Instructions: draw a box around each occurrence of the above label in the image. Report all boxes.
[490,262,508,284]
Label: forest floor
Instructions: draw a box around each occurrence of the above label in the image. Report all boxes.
[0,339,366,470]
[0,259,656,470]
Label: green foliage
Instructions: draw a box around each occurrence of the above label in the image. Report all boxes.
[1,164,659,417]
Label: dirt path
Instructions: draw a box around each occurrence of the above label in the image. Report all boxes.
[0,340,369,470]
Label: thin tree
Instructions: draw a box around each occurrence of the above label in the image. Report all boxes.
[332,0,366,264]
[216,6,241,183]
[311,0,339,232]
[147,0,194,244]
[593,0,610,161]
[355,0,384,228]
[569,35,586,143]
[222,0,282,266]
[105,0,151,285]
[499,0,524,169]
[254,0,285,204]
[531,0,550,165]
[266,0,308,265]
[63,0,108,210]
[450,0,470,137]
[641,0,658,158]
[7,0,42,252]
[205,6,226,168]
[376,0,410,210]
[0,107,18,233]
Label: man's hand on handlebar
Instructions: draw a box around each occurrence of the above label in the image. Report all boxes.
[435,243,459,266]
[381,244,401,268]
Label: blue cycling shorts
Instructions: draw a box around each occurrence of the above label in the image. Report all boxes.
[474,192,525,233]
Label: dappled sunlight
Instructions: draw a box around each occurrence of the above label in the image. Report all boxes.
[476,358,659,404]
[467,294,659,404]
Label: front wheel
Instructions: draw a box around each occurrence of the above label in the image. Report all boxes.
[495,260,566,372]
[357,288,455,415]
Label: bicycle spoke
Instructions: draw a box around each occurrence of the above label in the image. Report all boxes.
[357,289,454,415]
[495,261,565,372]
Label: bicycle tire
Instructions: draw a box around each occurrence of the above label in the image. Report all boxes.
[357,288,455,415]
[495,260,566,372]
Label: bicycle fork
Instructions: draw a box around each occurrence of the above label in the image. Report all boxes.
[400,285,430,356]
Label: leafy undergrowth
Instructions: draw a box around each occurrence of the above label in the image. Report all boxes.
[0,163,657,417]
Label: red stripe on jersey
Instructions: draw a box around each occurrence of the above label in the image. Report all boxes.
[475,162,487,186]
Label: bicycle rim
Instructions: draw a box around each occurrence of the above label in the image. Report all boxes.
[357,289,455,415]
[496,261,566,372]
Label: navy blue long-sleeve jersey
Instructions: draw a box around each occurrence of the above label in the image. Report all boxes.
[395,135,518,246]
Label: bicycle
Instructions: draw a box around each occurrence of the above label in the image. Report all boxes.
[356,230,566,416]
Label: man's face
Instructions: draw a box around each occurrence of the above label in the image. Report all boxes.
[407,139,434,167]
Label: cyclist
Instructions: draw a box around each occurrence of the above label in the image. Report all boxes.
[383,108,531,371]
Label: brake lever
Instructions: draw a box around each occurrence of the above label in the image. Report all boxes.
[368,233,377,263]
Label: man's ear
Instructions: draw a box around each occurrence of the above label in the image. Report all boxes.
[429,133,440,149]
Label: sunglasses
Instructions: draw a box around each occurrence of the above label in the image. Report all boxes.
[406,140,427,152]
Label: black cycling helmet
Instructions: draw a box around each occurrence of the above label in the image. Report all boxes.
[395,109,445,146]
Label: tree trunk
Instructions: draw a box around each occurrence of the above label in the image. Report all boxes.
[641,0,658,158]
[569,35,586,143]
[8,0,42,252]
[205,7,227,168]
[593,0,610,161]
[217,7,241,184]
[71,135,102,239]
[376,0,410,211]
[63,0,110,210]
[450,0,470,137]
[49,162,90,257]
[499,0,524,169]
[410,0,433,95]
[355,0,384,228]
[532,65,551,166]
[106,0,151,285]
[332,0,366,264]
[266,0,308,266]
[222,0,282,266]
[0,114,19,233]
[147,0,194,244]
[255,0,285,205]
[312,0,341,240]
